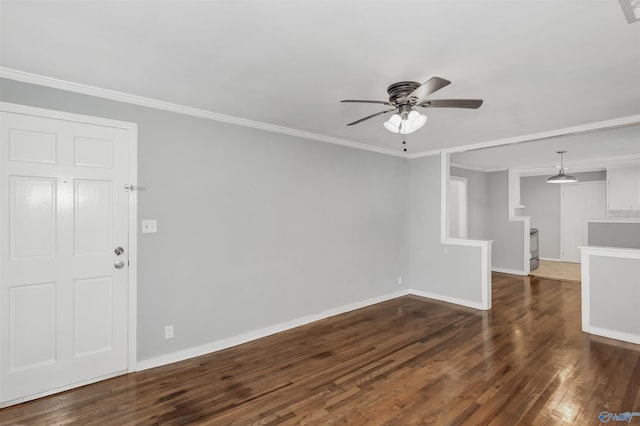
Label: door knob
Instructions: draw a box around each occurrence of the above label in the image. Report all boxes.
[114,247,124,256]
[114,260,125,269]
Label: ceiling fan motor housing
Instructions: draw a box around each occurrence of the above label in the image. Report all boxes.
[386,81,421,104]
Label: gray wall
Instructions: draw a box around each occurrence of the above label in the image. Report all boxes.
[521,171,606,259]
[588,222,640,249]
[487,171,525,271]
[450,167,490,240]
[589,255,640,337]
[0,78,410,362]
[409,157,484,305]
[450,167,524,272]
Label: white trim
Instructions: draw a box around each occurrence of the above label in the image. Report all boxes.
[4,67,640,161]
[127,125,139,371]
[540,257,562,262]
[409,289,486,311]
[0,102,139,373]
[508,169,531,275]
[441,152,450,241]
[440,152,492,310]
[584,327,640,345]
[580,246,640,345]
[136,289,410,371]
[137,284,503,373]
[410,115,640,159]
[0,68,404,158]
[581,250,590,332]
[492,267,529,276]
[560,184,565,261]
[0,101,135,130]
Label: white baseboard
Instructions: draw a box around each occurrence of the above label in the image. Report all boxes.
[492,267,528,276]
[136,289,410,371]
[137,286,496,372]
[584,326,640,345]
[540,257,562,262]
[409,289,486,310]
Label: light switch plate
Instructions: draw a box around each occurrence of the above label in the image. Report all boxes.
[142,219,158,233]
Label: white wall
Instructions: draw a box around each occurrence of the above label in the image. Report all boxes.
[0,78,411,363]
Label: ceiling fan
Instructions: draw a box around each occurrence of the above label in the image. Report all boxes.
[341,77,483,136]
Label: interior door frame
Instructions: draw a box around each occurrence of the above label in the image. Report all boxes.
[0,101,139,372]
[560,180,606,262]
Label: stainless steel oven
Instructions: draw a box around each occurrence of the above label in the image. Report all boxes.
[530,228,539,270]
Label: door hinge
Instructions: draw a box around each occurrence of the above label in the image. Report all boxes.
[124,184,146,192]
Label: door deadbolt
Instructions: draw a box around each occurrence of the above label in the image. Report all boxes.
[114,260,125,269]
[114,247,124,256]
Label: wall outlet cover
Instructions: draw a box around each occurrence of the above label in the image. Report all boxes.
[142,219,158,233]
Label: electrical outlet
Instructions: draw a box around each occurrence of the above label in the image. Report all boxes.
[142,219,158,233]
[398,276,403,285]
[165,325,174,339]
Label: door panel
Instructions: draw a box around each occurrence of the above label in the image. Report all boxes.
[74,179,112,254]
[1,110,130,404]
[10,176,56,258]
[73,277,113,356]
[10,283,56,370]
[9,129,57,164]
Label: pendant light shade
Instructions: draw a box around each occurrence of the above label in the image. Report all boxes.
[547,151,577,184]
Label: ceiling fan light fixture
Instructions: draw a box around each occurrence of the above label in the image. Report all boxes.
[619,0,640,23]
[383,113,402,133]
[407,110,427,131]
[547,150,578,184]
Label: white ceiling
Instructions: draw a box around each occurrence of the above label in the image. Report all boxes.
[1,0,639,162]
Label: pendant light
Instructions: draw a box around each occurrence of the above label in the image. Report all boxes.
[547,150,577,183]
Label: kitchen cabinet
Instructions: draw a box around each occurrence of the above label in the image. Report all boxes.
[607,167,640,211]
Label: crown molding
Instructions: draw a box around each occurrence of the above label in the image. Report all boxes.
[3,67,640,162]
[409,115,640,159]
[0,67,407,158]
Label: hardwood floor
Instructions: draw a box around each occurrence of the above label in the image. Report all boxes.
[1,273,639,425]
[530,260,581,283]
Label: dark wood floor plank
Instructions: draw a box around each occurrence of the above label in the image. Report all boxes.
[1,273,639,425]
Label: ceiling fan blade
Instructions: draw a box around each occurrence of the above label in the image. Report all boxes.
[407,77,451,103]
[346,108,396,126]
[341,99,393,106]
[417,99,483,109]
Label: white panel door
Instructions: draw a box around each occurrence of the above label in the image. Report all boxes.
[561,182,606,263]
[0,111,130,404]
